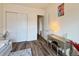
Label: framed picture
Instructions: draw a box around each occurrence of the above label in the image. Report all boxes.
[58,3,64,16]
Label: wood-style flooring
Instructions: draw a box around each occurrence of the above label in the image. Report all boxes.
[12,36,56,56]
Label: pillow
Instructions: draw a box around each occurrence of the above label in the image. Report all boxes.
[74,44,79,51]
[68,40,79,51]
[3,31,9,40]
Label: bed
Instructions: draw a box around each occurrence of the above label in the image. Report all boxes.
[0,37,12,56]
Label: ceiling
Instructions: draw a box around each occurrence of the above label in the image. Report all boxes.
[17,3,56,9]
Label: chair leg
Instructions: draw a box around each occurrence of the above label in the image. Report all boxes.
[57,47,59,55]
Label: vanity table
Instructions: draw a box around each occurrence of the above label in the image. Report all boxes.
[47,34,69,55]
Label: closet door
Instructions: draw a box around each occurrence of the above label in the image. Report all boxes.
[6,12,28,42]
[17,13,28,42]
[6,12,17,42]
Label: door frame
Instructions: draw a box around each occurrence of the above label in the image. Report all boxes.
[37,15,44,37]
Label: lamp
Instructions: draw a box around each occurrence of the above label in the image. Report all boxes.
[49,20,60,32]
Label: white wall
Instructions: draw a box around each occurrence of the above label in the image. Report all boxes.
[2,4,45,42]
[44,3,79,43]
[61,4,79,43]
[0,4,3,35]
[43,4,57,40]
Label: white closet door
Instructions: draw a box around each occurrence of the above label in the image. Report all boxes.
[6,12,28,42]
[17,13,28,42]
[6,12,17,42]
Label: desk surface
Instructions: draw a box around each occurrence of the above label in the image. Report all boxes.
[48,34,67,43]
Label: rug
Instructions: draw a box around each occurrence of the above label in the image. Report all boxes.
[9,48,32,56]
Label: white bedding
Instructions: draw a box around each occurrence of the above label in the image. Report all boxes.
[0,38,9,49]
[0,36,12,56]
[0,41,5,49]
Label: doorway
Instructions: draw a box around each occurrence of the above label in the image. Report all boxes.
[37,15,44,39]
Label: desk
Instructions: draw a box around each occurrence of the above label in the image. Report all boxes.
[48,34,70,55]
[47,34,79,56]
[48,34,68,49]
